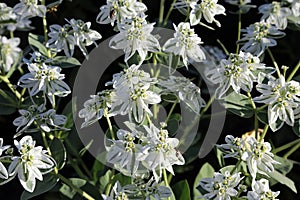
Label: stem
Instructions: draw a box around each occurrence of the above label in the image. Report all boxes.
[259,124,269,142]
[41,0,51,58]
[247,92,258,138]
[158,0,165,26]
[283,141,300,159]
[287,60,300,82]
[217,39,229,56]
[230,160,242,174]
[200,95,215,116]
[104,108,115,140]
[163,169,171,200]
[68,156,89,179]
[267,48,281,77]
[41,131,58,174]
[10,31,14,38]
[105,169,115,196]
[163,0,177,27]
[165,100,178,123]
[273,138,300,154]
[56,173,95,200]
[236,11,242,54]
[0,75,22,100]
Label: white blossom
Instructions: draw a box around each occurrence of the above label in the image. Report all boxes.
[163,22,206,68]
[254,74,300,131]
[259,1,292,30]
[109,16,160,64]
[238,21,285,56]
[199,171,243,200]
[142,123,185,182]
[18,63,71,106]
[189,0,226,27]
[13,0,46,18]
[247,178,280,200]
[8,136,56,192]
[217,135,247,159]
[0,36,21,72]
[241,137,279,179]
[96,0,147,26]
[109,65,161,123]
[159,76,206,114]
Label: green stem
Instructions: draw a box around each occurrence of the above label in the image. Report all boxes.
[247,92,258,138]
[41,0,51,58]
[0,75,22,100]
[68,156,89,179]
[56,173,95,200]
[105,169,115,196]
[200,95,215,116]
[259,124,269,142]
[165,100,178,123]
[162,0,177,27]
[163,169,171,200]
[230,160,242,174]
[283,141,300,159]
[10,31,14,38]
[158,0,165,26]
[236,11,242,54]
[41,131,58,174]
[217,39,229,56]
[267,48,281,77]
[273,138,300,154]
[287,60,300,82]
[104,108,115,140]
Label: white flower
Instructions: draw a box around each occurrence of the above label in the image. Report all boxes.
[159,76,206,114]
[37,109,69,133]
[199,171,243,200]
[205,52,268,99]
[109,65,161,123]
[67,19,102,57]
[8,136,56,192]
[0,36,21,72]
[190,0,226,27]
[163,22,206,68]
[13,0,46,18]
[238,21,285,56]
[109,16,160,64]
[225,0,256,13]
[6,15,32,32]
[142,123,185,182]
[290,0,300,17]
[47,24,76,57]
[18,63,71,106]
[259,1,292,30]
[101,181,129,200]
[247,178,280,200]
[106,125,146,177]
[254,74,300,131]
[0,138,10,180]
[13,105,39,134]
[96,0,147,26]
[241,137,279,179]
[79,90,112,128]
[217,135,247,159]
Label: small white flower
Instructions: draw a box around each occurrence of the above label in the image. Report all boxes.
[199,171,243,200]
[217,135,247,159]
[0,36,21,72]
[47,24,76,57]
[241,137,279,179]
[8,136,56,192]
[238,21,285,56]
[79,90,112,128]
[109,16,160,64]
[96,0,147,26]
[18,63,71,106]
[247,178,280,200]
[13,0,46,18]
[68,19,102,57]
[190,0,226,27]
[163,22,206,68]
[13,105,39,134]
[109,65,161,123]
[259,1,292,30]
[142,123,185,182]
[159,76,206,114]
[205,52,268,99]
[254,74,300,131]
[0,138,10,180]
[37,109,69,133]
[290,0,300,17]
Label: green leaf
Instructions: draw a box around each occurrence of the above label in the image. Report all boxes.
[28,33,48,56]
[267,170,297,193]
[52,56,81,68]
[193,163,215,200]
[21,174,58,200]
[113,173,131,186]
[162,93,178,103]
[223,92,254,118]
[99,170,113,193]
[292,120,300,137]
[257,109,268,125]
[49,138,67,170]
[273,156,293,175]
[214,147,225,168]
[167,113,181,136]
[172,180,191,200]
[0,89,18,115]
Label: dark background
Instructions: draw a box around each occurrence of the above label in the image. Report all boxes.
[0,0,299,199]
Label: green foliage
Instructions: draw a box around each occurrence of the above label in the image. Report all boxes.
[193,162,214,199]
[0,89,18,115]
[49,137,67,170]
[223,92,254,118]
[172,180,191,200]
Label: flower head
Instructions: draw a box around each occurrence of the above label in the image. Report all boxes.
[163,22,206,68]
[8,136,56,192]
[199,171,243,200]
[0,36,21,73]
[238,21,285,56]
[247,178,280,200]
[13,0,46,18]
[217,135,247,159]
